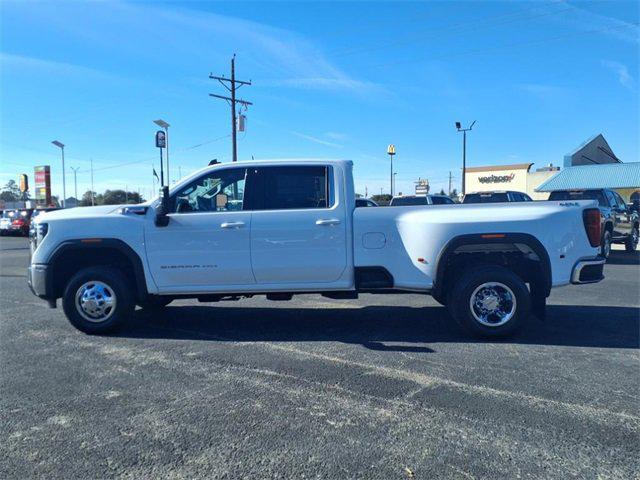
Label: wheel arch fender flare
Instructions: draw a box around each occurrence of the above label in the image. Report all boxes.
[47,238,149,302]
[432,233,552,300]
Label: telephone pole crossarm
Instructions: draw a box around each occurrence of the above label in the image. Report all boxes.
[208,93,253,106]
[209,74,252,86]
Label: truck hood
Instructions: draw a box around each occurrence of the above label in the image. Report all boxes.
[34,205,125,222]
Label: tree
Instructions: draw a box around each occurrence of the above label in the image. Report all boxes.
[0,180,21,202]
[439,188,446,196]
[371,194,392,206]
[79,190,98,207]
[102,189,145,205]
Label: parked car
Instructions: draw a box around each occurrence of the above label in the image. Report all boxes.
[29,159,604,338]
[548,189,639,256]
[462,191,532,204]
[390,194,455,206]
[0,210,15,235]
[355,198,378,208]
[0,209,33,236]
[2,209,34,236]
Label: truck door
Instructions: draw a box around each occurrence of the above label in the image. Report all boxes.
[248,165,347,284]
[612,191,633,239]
[145,167,255,291]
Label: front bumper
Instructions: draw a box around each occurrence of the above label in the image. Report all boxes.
[570,256,605,284]
[28,264,56,307]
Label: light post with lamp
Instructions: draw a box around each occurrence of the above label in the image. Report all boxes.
[455,120,476,196]
[51,140,66,208]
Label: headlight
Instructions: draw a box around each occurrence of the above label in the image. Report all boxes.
[31,222,48,250]
[37,222,49,241]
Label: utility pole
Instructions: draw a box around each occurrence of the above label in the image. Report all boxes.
[90,158,95,206]
[455,121,476,196]
[209,54,252,162]
[70,167,79,205]
[448,171,452,196]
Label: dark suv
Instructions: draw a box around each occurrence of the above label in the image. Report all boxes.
[549,189,639,257]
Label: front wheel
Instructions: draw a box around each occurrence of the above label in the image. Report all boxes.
[62,267,134,334]
[625,225,639,252]
[448,265,531,338]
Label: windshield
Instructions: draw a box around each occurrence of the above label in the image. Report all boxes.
[391,196,428,206]
[464,193,509,203]
[548,190,607,207]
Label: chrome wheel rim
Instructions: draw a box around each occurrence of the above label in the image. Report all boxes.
[75,281,117,323]
[603,234,611,257]
[469,282,516,327]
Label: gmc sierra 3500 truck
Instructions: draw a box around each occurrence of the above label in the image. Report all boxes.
[28,159,605,337]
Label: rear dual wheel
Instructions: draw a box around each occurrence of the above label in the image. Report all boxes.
[448,265,531,338]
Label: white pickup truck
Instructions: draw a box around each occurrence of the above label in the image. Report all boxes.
[28,159,605,337]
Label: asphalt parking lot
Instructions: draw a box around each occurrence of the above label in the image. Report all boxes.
[1,235,638,479]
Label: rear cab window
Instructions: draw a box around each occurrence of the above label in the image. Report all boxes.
[549,190,608,207]
[250,165,335,211]
[391,197,428,206]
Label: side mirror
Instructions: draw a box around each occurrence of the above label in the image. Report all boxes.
[155,186,170,227]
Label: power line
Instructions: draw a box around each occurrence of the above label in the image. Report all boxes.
[74,134,231,174]
[324,4,574,60]
[366,21,639,70]
[209,54,252,162]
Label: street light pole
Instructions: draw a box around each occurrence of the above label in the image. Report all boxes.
[387,144,396,197]
[70,167,79,206]
[393,172,397,196]
[51,140,66,208]
[455,121,476,196]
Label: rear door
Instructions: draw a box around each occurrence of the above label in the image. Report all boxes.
[612,191,633,238]
[249,165,347,285]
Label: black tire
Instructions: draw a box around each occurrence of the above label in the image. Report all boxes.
[62,266,134,334]
[625,225,639,252]
[601,229,612,259]
[138,296,172,310]
[448,265,531,338]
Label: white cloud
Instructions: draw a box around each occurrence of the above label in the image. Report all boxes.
[291,131,343,148]
[325,132,348,141]
[601,60,634,89]
[551,1,639,44]
[518,83,566,99]
[0,52,117,79]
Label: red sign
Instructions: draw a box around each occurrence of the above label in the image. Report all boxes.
[34,165,52,206]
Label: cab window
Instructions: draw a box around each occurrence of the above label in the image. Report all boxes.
[252,166,334,210]
[173,168,246,213]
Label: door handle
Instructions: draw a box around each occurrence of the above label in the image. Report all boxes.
[221,221,245,229]
[316,218,341,226]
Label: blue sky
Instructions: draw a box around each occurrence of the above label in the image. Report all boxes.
[1,0,638,199]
